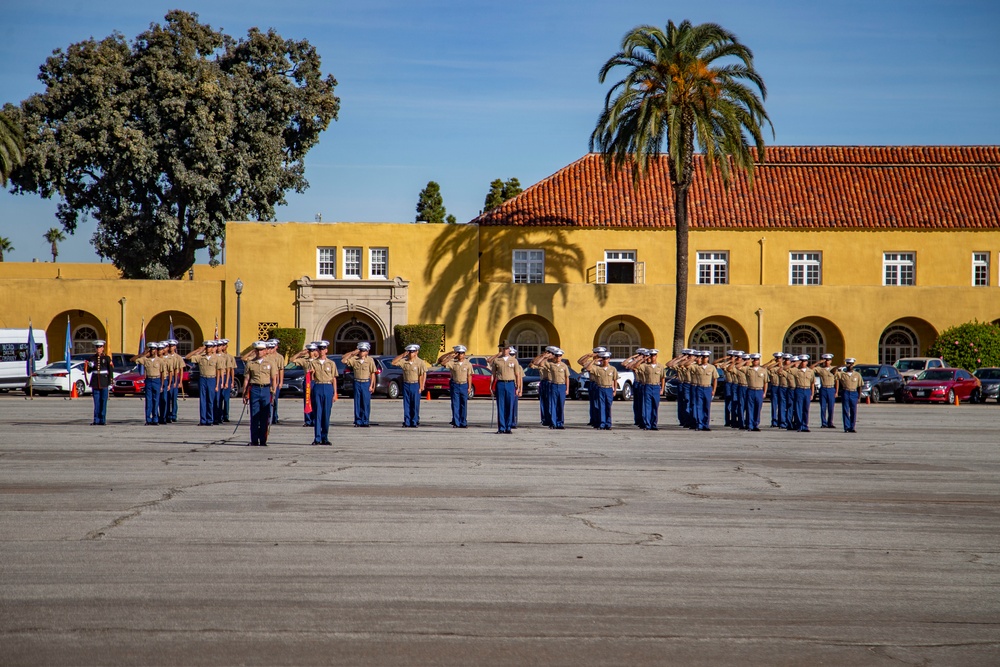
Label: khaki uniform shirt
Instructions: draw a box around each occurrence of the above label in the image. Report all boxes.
[792,367,816,389]
[837,369,865,392]
[734,365,748,386]
[265,352,284,375]
[295,356,337,383]
[444,359,472,384]
[139,356,163,379]
[779,367,793,388]
[190,352,216,378]
[544,360,568,385]
[246,357,278,385]
[638,362,664,387]
[490,356,519,382]
[692,364,717,388]
[393,356,428,383]
[745,365,769,390]
[345,356,377,381]
[814,366,837,388]
[589,363,618,388]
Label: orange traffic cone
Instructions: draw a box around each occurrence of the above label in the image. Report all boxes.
[70,382,78,399]
[425,390,432,400]
[954,392,960,406]
[865,393,870,405]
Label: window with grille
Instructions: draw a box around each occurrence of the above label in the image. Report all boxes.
[258,322,278,340]
[72,326,99,355]
[789,252,821,285]
[174,326,194,356]
[697,252,729,284]
[883,252,915,286]
[512,250,544,284]
[317,247,336,278]
[344,247,362,278]
[370,248,388,279]
[973,252,990,286]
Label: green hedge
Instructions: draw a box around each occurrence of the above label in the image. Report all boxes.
[927,321,1000,371]
[394,324,445,364]
[268,327,306,361]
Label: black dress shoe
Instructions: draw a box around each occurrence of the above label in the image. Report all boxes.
[321,441,331,446]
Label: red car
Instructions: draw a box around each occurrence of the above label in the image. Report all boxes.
[904,368,982,404]
[112,364,191,396]
[424,364,493,399]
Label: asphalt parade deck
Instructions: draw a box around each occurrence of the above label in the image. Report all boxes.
[1,394,998,666]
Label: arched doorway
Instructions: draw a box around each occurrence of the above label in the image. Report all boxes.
[174,326,194,356]
[784,324,825,359]
[879,324,919,364]
[47,311,105,361]
[597,321,640,358]
[689,323,731,360]
[147,311,203,352]
[72,325,100,355]
[334,319,377,355]
[499,315,559,361]
[321,312,385,355]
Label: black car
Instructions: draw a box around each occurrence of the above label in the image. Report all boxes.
[855,364,904,402]
[185,358,246,396]
[372,355,406,399]
[519,360,584,400]
[70,352,134,375]
[972,367,1000,403]
[282,355,354,398]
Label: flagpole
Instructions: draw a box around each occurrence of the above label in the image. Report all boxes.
[26,318,35,401]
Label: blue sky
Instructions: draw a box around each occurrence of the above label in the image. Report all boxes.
[2,0,999,263]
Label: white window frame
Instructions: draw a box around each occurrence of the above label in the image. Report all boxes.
[789,252,822,285]
[317,247,336,278]
[369,247,388,280]
[883,252,915,286]
[343,247,362,279]
[697,251,729,285]
[972,252,990,287]
[597,250,644,284]
[512,249,544,284]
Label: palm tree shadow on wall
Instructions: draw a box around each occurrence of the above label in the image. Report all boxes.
[419,217,601,342]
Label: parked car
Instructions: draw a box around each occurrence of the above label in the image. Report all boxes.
[424,364,493,399]
[26,360,92,396]
[972,367,1000,403]
[185,358,246,396]
[663,367,679,400]
[112,365,146,396]
[282,356,354,398]
[854,364,904,402]
[372,355,406,399]
[894,357,949,385]
[904,368,981,404]
[70,353,134,377]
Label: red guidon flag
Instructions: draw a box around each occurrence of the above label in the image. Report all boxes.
[304,369,312,414]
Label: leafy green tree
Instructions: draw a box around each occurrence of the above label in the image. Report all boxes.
[483,177,522,212]
[927,321,1000,371]
[590,20,771,355]
[43,227,65,262]
[415,181,450,223]
[8,10,339,279]
[0,110,25,187]
[0,236,13,261]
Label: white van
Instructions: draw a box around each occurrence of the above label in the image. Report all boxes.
[0,329,49,392]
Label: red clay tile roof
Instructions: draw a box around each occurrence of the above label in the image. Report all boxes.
[472,147,1000,230]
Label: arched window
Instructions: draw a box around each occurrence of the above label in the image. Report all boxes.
[879,325,918,365]
[335,320,377,355]
[72,325,99,355]
[783,324,825,360]
[598,320,640,358]
[508,321,548,361]
[174,326,194,356]
[689,323,732,361]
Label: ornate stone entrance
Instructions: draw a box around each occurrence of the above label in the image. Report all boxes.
[294,276,409,355]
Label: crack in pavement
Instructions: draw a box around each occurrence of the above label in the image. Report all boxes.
[565,497,663,546]
[734,464,782,488]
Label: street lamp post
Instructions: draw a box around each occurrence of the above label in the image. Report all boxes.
[234,278,244,354]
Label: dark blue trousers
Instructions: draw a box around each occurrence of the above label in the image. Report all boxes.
[770,384,780,427]
[92,387,108,424]
[596,386,613,429]
[723,382,733,426]
[158,385,170,424]
[842,390,859,431]
[249,385,271,445]
[643,384,660,429]
[695,385,713,430]
[219,387,231,422]
[145,378,161,424]
[402,382,420,427]
[495,380,514,433]
[747,388,764,430]
[819,386,835,427]
[199,377,216,425]
[354,382,372,426]
[548,383,566,428]
[539,379,551,426]
[450,381,468,427]
[313,383,333,442]
[632,382,643,426]
[794,388,811,431]
[738,385,749,429]
[168,385,179,422]
[270,391,280,424]
[588,380,599,426]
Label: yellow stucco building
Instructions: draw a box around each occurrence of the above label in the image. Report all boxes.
[2,146,999,368]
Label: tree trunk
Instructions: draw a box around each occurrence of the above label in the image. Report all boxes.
[672,182,690,357]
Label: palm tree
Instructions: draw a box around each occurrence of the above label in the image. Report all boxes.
[0,110,25,187]
[43,227,65,263]
[0,237,13,262]
[590,20,771,355]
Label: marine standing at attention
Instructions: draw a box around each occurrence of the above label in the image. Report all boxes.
[812,353,837,428]
[634,349,665,430]
[161,339,183,423]
[301,342,319,427]
[489,341,519,434]
[437,345,473,428]
[691,351,717,431]
[85,339,114,426]
[244,341,278,446]
[624,348,649,428]
[133,341,164,425]
[531,348,570,430]
[391,344,428,428]
[291,340,339,444]
[743,353,768,432]
[216,339,236,423]
[836,358,864,433]
[342,342,378,427]
[187,341,219,426]
[265,339,284,425]
[791,355,816,432]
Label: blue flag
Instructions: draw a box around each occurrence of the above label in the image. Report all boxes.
[65,316,72,376]
[168,316,174,341]
[138,321,145,377]
[26,323,36,378]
